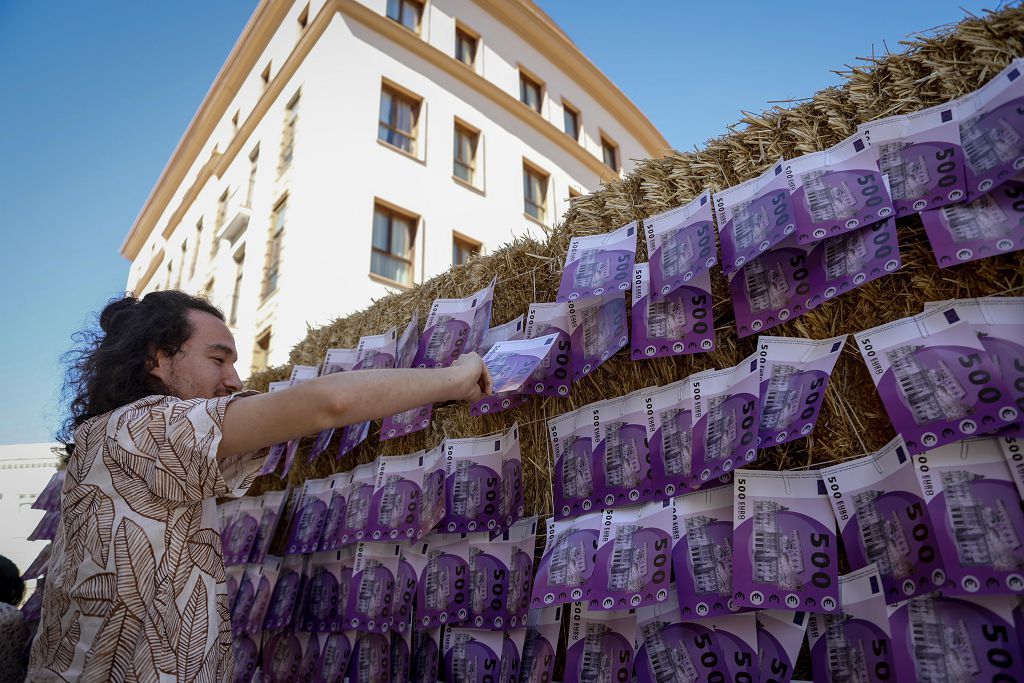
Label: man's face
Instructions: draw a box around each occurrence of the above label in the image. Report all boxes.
[149,309,243,399]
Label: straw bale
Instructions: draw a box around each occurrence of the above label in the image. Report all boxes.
[246,5,1024,524]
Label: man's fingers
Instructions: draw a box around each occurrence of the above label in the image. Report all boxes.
[480,363,494,396]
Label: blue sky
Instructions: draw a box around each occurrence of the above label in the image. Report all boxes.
[0,0,994,444]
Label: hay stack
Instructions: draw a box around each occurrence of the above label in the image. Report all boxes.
[246,6,1024,520]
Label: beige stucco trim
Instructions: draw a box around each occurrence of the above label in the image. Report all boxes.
[121,0,669,262]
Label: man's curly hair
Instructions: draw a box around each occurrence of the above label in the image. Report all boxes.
[57,290,225,458]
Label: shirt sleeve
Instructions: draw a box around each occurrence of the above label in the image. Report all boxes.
[109,392,269,504]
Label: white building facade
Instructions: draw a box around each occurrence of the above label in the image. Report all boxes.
[0,444,60,599]
[120,0,667,373]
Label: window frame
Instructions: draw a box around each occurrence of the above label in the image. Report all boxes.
[262,196,287,300]
[454,22,479,69]
[518,67,544,114]
[452,119,480,186]
[230,248,245,326]
[278,90,301,174]
[190,219,202,278]
[562,99,581,142]
[378,81,423,158]
[370,200,419,287]
[246,145,260,206]
[452,231,481,266]
[600,132,621,173]
[252,328,272,375]
[386,0,423,34]
[522,159,550,224]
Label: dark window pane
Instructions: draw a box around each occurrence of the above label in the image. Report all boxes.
[564,107,579,139]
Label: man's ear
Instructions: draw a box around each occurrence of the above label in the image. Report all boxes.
[148,349,171,387]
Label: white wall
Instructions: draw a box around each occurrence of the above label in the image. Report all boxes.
[128,0,658,372]
[0,444,60,601]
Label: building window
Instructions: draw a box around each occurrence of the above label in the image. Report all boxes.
[453,122,479,184]
[563,101,580,141]
[601,135,620,172]
[262,198,287,299]
[297,3,309,30]
[452,234,480,266]
[213,190,228,261]
[378,84,420,155]
[455,25,478,67]
[252,329,271,374]
[190,220,202,278]
[519,70,543,113]
[230,249,245,326]
[371,203,416,286]
[177,240,187,288]
[247,145,259,206]
[386,0,422,33]
[279,92,300,173]
[523,162,548,222]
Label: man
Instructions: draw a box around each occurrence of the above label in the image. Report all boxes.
[28,291,492,681]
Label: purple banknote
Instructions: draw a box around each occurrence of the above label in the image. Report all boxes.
[690,352,762,484]
[757,334,846,446]
[522,302,573,398]
[889,592,1024,683]
[912,437,1024,595]
[588,500,673,612]
[519,606,562,683]
[807,565,894,683]
[733,470,840,613]
[532,513,601,608]
[631,263,714,359]
[756,609,808,683]
[856,309,1016,453]
[567,291,628,380]
[784,132,895,243]
[920,176,1024,267]
[644,190,717,290]
[633,587,727,683]
[715,160,797,273]
[670,484,738,619]
[859,98,968,216]
[822,436,945,602]
[644,379,697,498]
[557,222,637,302]
[955,58,1024,197]
[562,602,635,683]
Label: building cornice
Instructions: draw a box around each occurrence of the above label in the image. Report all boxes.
[476,0,669,157]
[120,0,670,263]
[121,0,291,262]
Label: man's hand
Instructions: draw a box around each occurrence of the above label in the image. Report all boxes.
[449,352,493,403]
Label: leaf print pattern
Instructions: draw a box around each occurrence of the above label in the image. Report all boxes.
[177,579,208,682]
[81,602,142,683]
[114,518,158,621]
[187,528,224,579]
[27,393,268,682]
[70,573,115,617]
[51,611,80,672]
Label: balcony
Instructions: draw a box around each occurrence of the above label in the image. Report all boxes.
[218,184,252,244]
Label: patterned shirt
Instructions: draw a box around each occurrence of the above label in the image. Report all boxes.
[27,394,267,682]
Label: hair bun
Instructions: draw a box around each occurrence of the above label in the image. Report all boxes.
[98,295,140,334]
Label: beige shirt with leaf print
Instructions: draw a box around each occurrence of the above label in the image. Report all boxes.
[28,394,268,683]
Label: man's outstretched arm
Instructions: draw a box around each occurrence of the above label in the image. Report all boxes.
[217,352,492,459]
